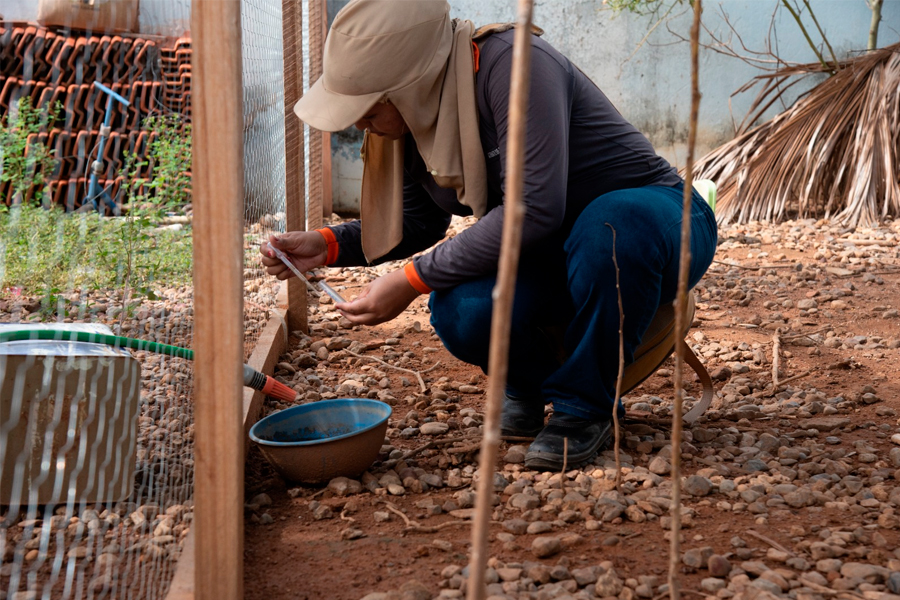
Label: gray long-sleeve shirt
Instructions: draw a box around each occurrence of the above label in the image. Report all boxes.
[325,29,682,290]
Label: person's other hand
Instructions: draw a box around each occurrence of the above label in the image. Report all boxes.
[336,269,420,326]
[259,232,328,280]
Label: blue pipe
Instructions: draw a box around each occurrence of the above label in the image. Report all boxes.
[86,82,131,213]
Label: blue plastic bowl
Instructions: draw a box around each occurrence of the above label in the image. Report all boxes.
[249,398,392,484]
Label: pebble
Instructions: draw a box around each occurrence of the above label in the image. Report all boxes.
[648,456,671,475]
[708,554,731,577]
[420,422,450,436]
[531,536,562,558]
[888,572,900,594]
[683,475,713,496]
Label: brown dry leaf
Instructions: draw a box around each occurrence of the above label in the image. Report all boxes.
[693,43,900,227]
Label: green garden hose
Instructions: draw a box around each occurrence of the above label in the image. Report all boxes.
[0,328,297,401]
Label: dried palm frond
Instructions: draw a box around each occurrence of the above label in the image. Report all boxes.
[693,42,900,227]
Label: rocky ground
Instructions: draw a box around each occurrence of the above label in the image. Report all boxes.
[0,254,279,598]
[242,216,900,600]
[4,215,900,600]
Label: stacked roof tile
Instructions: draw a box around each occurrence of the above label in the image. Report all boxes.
[0,23,192,210]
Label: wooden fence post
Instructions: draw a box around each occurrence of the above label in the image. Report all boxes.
[283,0,308,332]
[191,1,245,599]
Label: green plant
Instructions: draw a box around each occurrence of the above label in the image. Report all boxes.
[144,114,192,212]
[0,203,192,318]
[102,114,193,328]
[0,98,61,205]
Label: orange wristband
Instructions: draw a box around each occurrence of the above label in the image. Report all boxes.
[315,227,339,265]
[404,262,432,295]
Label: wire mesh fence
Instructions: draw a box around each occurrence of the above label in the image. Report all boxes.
[0,0,320,596]
[240,0,288,358]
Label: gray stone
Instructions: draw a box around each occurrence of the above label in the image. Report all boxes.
[683,547,714,569]
[749,578,785,595]
[887,572,900,594]
[531,536,562,558]
[890,448,900,468]
[527,521,553,535]
[700,578,726,593]
[420,422,450,436]
[648,456,671,475]
[501,519,528,535]
[571,567,598,586]
[708,554,731,578]
[744,459,770,472]
[683,475,713,496]
[505,445,527,464]
[840,562,890,583]
[815,559,843,574]
[549,564,570,581]
[798,416,851,432]
[327,477,362,496]
[594,570,624,597]
[508,493,540,511]
[495,567,522,582]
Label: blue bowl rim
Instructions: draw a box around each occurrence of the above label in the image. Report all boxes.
[248,398,392,448]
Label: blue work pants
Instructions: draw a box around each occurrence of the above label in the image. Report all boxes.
[428,183,718,420]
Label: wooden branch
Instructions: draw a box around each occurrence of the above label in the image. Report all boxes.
[605,222,625,492]
[669,2,702,599]
[345,350,438,392]
[712,259,797,270]
[468,2,534,598]
[745,529,793,556]
[382,501,473,534]
[401,435,473,460]
[772,329,782,388]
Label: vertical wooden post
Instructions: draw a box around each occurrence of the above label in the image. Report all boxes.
[668,1,702,599]
[320,2,333,219]
[191,1,244,600]
[306,0,327,229]
[467,2,534,599]
[283,0,308,332]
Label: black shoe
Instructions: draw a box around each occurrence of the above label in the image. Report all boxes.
[500,394,546,439]
[524,411,612,471]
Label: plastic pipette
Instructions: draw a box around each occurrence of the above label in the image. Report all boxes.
[269,244,346,303]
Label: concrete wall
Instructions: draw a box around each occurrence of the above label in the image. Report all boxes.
[5,1,896,213]
[325,0,899,214]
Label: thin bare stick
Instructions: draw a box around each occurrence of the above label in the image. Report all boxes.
[382,501,415,527]
[712,260,797,270]
[772,329,782,388]
[669,2,702,599]
[345,350,430,392]
[468,2,534,598]
[401,435,473,460]
[780,327,831,340]
[772,369,813,389]
[339,510,356,524]
[382,501,477,534]
[606,223,625,491]
[561,437,568,475]
[745,529,793,556]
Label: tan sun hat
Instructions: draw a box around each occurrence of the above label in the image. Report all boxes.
[295,0,487,263]
[294,0,452,132]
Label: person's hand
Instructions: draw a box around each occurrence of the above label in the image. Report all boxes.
[259,232,328,280]
[336,269,421,326]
